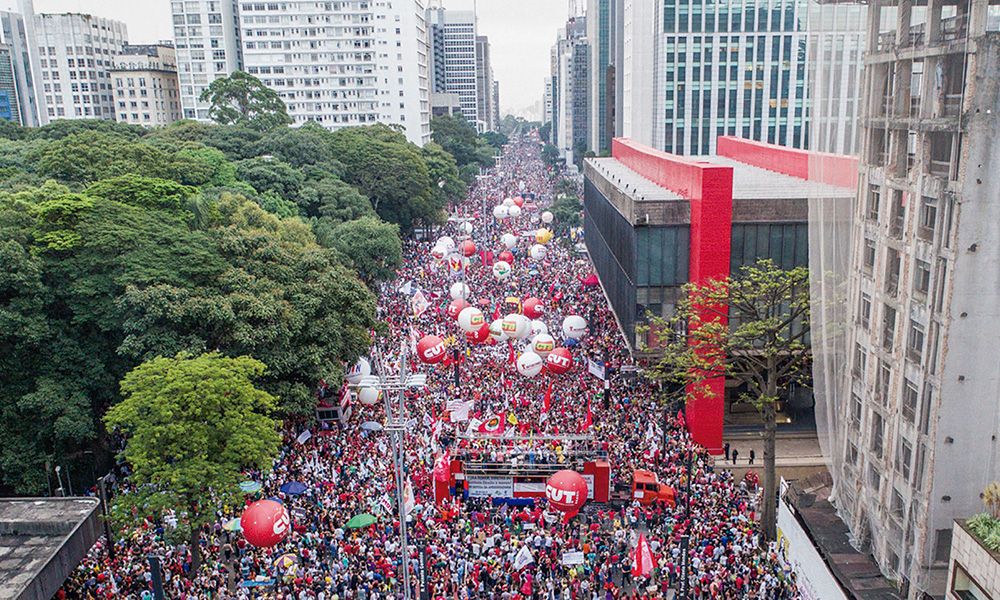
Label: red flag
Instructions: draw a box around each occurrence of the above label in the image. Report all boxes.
[507,341,516,364]
[433,451,450,482]
[579,400,593,433]
[543,382,553,413]
[632,533,654,577]
[478,413,506,435]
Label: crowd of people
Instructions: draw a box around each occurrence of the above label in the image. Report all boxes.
[60,133,801,599]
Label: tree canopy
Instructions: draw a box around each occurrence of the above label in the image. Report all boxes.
[200,71,293,131]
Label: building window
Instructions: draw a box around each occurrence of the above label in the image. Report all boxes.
[882,305,897,350]
[885,248,901,296]
[859,292,872,329]
[877,360,892,403]
[871,411,885,458]
[851,392,863,426]
[902,379,918,424]
[896,438,913,482]
[867,184,880,221]
[853,343,867,378]
[918,197,938,242]
[914,259,931,298]
[952,563,990,600]
[907,320,925,362]
[863,238,877,273]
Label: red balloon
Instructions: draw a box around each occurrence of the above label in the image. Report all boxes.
[522,297,544,319]
[466,323,490,344]
[545,347,573,374]
[460,240,477,257]
[498,250,515,264]
[545,470,588,517]
[417,334,448,364]
[241,500,290,548]
[513,196,525,208]
[446,299,470,320]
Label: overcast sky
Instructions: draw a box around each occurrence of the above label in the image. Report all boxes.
[0,0,570,119]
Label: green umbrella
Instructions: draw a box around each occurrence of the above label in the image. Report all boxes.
[345,513,378,529]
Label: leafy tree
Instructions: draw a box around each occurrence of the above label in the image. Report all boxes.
[33,131,166,184]
[105,352,280,573]
[646,260,810,543]
[328,216,402,286]
[254,122,335,167]
[85,175,198,211]
[422,142,466,207]
[538,122,552,144]
[300,176,373,222]
[235,157,304,201]
[29,118,145,141]
[200,71,292,131]
[481,131,509,149]
[0,118,27,141]
[430,115,494,171]
[549,194,582,232]
[147,120,264,161]
[541,143,561,167]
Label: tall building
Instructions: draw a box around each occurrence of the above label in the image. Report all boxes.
[811,0,1000,596]
[491,79,499,128]
[1,4,45,126]
[587,0,617,154]
[425,7,480,127]
[0,44,19,123]
[543,76,554,130]
[31,12,127,121]
[475,35,494,131]
[619,0,654,147]
[111,44,182,127]
[171,0,242,121]
[551,16,589,164]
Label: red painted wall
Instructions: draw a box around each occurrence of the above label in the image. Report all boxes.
[611,138,732,454]
[716,136,859,189]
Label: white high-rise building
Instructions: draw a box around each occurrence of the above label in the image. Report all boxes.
[171,0,242,121]
[1,2,46,126]
[31,11,127,121]
[619,0,653,147]
[111,44,183,127]
[425,7,479,127]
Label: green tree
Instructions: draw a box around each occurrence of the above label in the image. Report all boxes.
[646,260,810,543]
[549,194,582,231]
[254,122,335,167]
[85,175,198,211]
[422,142,466,207]
[235,157,304,201]
[200,71,292,131]
[541,143,561,167]
[430,114,495,172]
[328,216,402,286]
[105,352,280,573]
[301,176,374,222]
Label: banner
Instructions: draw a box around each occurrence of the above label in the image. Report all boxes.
[447,400,472,422]
[561,551,585,566]
[587,359,606,380]
[467,475,513,499]
[411,291,430,317]
[513,545,534,571]
[478,413,506,435]
[295,429,312,445]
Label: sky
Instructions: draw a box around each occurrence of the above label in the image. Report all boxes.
[0,0,571,120]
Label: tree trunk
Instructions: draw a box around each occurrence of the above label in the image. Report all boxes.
[760,360,779,545]
[188,526,202,578]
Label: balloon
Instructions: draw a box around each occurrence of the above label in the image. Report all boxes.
[502,313,530,339]
[545,470,588,518]
[489,319,507,342]
[522,297,544,319]
[535,228,554,244]
[508,205,522,218]
[446,298,470,320]
[460,221,473,235]
[358,387,381,406]
[562,315,588,340]
[498,250,515,264]
[492,261,512,280]
[460,239,477,257]
[541,211,554,224]
[346,358,371,385]
[457,306,485,333]
[241,500,291,548]
[430,245,447,259]
[513,196,525,207]
[530,319,548,338]
[493,205,509,219]
[501,233,517,249]
[545,347,573,374]
[516,351,544,377]
[437,236,455,251]
[529,244,547,260]
[449,281,470,301]
[466,323,490,344]
[416,335,448,364]
[531,334,556,357]
[502,197,515,206]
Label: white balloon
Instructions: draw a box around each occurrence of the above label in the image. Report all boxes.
[502,197,515,207]
[359,387,381,406]
[437,236,455,251]
[346,357,371,385]
[541,211,554,224]
[516,351,545,377]
[457,306,485,333]
[531,334,556,358]
[460,221,473,235]
[501,233,518,249]
[508,205,522,218]
[530,319,548,338]
[492,260,512,280]
[502,313,531,339]
[430,245,447,259]
[489,319,507,342]
[529,244,547,260]
[562,315,588,340]
[492,205,509,219]
[449,281,470,300]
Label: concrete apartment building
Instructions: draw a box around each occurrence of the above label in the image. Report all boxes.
[550,16,589,165]
[31,12,127,121]
[111,44,182,126]
[475,35,494,131]
[1,5,45,126]
[587,0,617,155]
[171,0,242,121]
[815,0,1000,595]
[425,7,479,127]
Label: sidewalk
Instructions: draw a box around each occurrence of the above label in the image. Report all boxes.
[716,432,827,480]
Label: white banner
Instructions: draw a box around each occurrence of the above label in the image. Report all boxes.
[587,359,606,380]
[776,479,849,600]
[512,475,595,499]
[561,551,585,565]
[467,475,514,498]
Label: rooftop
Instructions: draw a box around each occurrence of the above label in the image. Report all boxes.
[0,497,101,600]
[588,157,684,203]
[693,155,856,201]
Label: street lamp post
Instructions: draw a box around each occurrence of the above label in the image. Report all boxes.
[681,448,694,599]
[360,345,427,600]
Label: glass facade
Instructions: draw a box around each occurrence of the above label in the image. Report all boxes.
[729,222,808,270]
